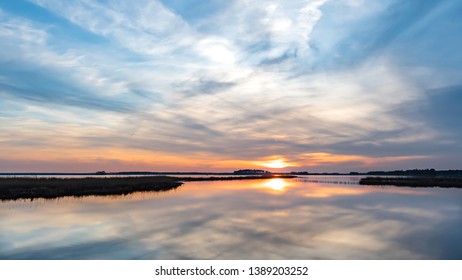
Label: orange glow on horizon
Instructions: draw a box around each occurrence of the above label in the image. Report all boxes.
[259,158,296,169]
[1,139,431,173]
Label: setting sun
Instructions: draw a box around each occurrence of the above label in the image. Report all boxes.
[260,159,292,169]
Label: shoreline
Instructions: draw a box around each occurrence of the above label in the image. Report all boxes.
[0,175,296,201]
[359,177,462,188]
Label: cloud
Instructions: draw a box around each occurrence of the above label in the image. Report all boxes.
[1,0,462,171]
[419,85,462,138]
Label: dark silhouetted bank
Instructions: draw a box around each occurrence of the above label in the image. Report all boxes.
[359,177,462,188]
[0,174,297,200]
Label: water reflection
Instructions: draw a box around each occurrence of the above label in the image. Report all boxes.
[263,178,287,191]
[1,178,461,259]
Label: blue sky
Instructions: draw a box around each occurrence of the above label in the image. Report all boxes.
[1,0,461,172]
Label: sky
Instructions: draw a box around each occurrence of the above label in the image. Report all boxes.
[1,0,461,173]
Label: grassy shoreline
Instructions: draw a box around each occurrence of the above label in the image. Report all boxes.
[0,176,183,200]
[359,177,462,188]
[0,175,296,200]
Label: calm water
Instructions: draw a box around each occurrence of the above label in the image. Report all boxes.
[1,176,462,259]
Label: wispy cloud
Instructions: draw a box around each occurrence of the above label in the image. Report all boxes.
[1,0,461,171]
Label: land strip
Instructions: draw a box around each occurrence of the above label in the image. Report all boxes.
[359,177,462,188]
[0,175,296,200]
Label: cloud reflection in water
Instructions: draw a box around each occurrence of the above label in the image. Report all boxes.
[1,178,461,259]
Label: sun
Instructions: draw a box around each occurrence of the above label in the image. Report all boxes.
[260,158,292,169]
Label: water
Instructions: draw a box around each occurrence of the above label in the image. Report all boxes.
[1,176,462,259]
[0,174,237,178]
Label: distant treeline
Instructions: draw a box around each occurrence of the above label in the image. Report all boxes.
[233,169,270,175]
[365,169,462,177]
[2,169,462,177]
[360,177,462,188]
[291,169,462,177]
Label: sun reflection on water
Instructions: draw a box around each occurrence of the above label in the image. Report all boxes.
[263,178,286,191]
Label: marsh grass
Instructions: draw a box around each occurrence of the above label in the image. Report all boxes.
[0,176,182,200]
[0,174,296,200]
[359,177,462,188]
